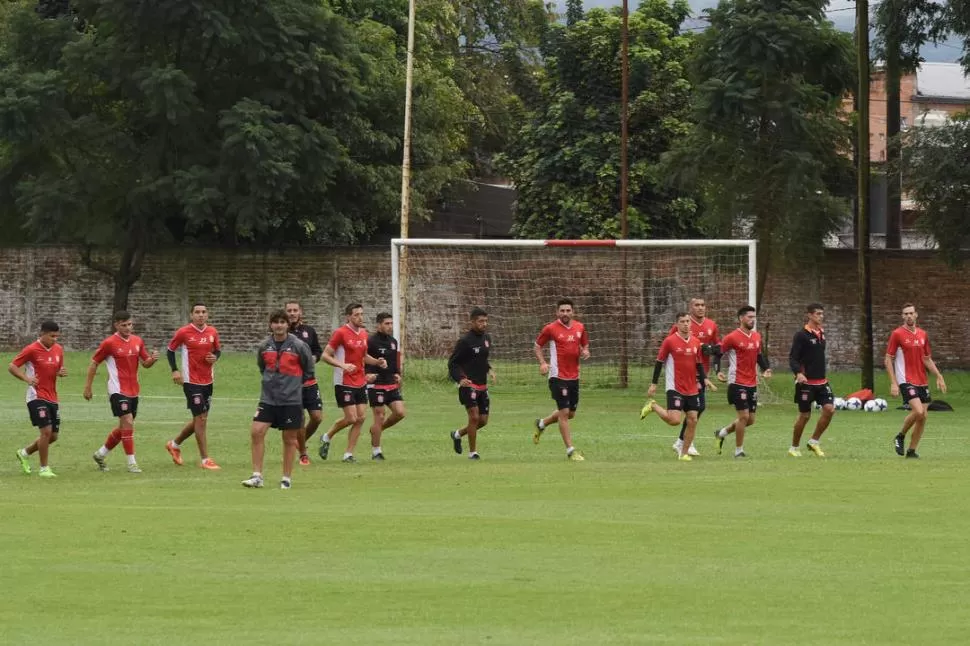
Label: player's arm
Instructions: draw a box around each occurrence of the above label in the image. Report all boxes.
[533,341,548,374]
[257,346,266,374]
[789,334,807,383]
[447,338,471,386]
[7,357,37,386]
[309,329,323,363]
[713,340,726,380]
[697,355,714,389]
[322,340,355,372]
[83,359,100,400]
[923,355,946,393]
[884,333,901,397]
[207,332,222,364]
[757,352,772,379]
[300,342,315,383]
[364,353,387,368]
[140,344,159,368]
[580,327,590,360]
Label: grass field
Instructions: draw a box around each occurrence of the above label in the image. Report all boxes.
[3,351,970,645]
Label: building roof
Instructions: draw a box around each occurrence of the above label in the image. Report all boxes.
[916,62,970,102]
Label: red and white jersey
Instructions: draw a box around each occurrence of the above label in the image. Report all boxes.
[657,332,702,395]
[886,326,931,386]
[168,324,221,385]
[535,320,589,381]
[12,341,64,403]
[670,317,719,372]
[92,333,150,396]
[328,324,369,388]
[720,329,763,387]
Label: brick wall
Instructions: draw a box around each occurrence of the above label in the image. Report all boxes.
[1,246,965,369]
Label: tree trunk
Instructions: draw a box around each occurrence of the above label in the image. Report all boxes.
[885,31,902,249]
[80,225,147,315]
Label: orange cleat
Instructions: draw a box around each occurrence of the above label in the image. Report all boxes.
[299,454,311,466]
[166,441,183,466]
[200,458,221,470]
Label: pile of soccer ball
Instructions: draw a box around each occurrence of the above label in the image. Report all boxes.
[832,397,888,412]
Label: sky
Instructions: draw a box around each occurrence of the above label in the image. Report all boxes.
[551,0,962,63]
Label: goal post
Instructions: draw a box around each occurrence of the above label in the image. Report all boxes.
[391,238,758,391]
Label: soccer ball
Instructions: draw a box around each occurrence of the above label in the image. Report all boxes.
[845,397,863,411]
[833,397,847,410]
[865,398,888,412]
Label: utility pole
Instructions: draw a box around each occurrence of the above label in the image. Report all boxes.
[857,0,875,389]
[619,0,630,388]
[399,0,416,354]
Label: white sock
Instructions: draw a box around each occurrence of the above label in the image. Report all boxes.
[452,430,460,439]
[322,435,331,444]
[127,454,137,466]
[18,448,28,458]
[39,465,50,472]
[538,419,546,430]
[468,452,479,458]
[96,446,109,457]
[343,452,353,460]
[171,440,180,449]
[790,446,799,452]
[281,476,291,483]
[718,428,729,438]
[566,446,575,456]
[673,439,683,448]
[735,447,744,455]
[372,447,382,456]
[808,438,819,445]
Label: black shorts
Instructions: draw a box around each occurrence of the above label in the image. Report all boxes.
[183,383,213,417]
[899,383,931,405]
[459,386,490,415]
[302,383,323,411]
[110,394,139,419]
[728,384,758,412]
[334,385,367,408]
[666,390,701,413]
[549,378,580,411]
[368,387,403,408]
[795,383,834,413]
[253,403,303,430]
[27,399,60,432]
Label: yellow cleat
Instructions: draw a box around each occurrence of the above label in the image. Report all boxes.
[639,399,657,420]
[788,448,802,458]
[807,442,825,457]
[567,451,585,461]
[678,454,692,462]
[533,419,543,445]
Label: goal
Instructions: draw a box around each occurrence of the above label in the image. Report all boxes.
[391,238,759,392]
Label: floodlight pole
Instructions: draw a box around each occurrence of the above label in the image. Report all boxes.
[857,0,875,389]
[399,0,417,354]
[619,0,631,388]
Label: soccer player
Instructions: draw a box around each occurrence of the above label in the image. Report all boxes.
[9,321,67,478]
[84,311,160,473]
[533,298,589,461]
[164,302,222,470]
[788,303,834,457]
[448,307,495,460]
[318,303,387,463]
[365,312,406,461]
[669,297,720,457]
[241,310,316,489]
[885,303,947,459]
[712,306,772,458]
[641,312,711,461]
[286,300,324,465]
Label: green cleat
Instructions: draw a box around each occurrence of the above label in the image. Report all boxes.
[567,451,585,461]
[639,399,656,420]
[38,467,57,478]
[15,449,31,475]
[806,442,825,458]
[533,419,543,445]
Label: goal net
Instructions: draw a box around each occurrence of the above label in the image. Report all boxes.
[392,239,770,397]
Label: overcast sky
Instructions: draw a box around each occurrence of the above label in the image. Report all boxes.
[550,0,961,62]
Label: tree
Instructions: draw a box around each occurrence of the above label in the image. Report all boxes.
[497,0,700,240]
[666,0,855,307]
[903,119,970,266]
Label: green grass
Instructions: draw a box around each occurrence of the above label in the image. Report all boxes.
[2,352,970,645]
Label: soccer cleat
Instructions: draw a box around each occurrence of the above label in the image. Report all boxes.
[165,441,183,466]
[687,443,701,457]
[671,440,682,454]
[734,451,747,459]
[372,452,385,461]
[15,449,30,475]
[127,463,143,474]
[451,431,463,455]
[567,451,585,461]
[92,453,109,472]
[299,454,311,466]
[318,438,331,460]
[678,454,692,462]
[280,479,292,490]
[200,458,221,470]
[894,434,905,456]
[905,449,920,459]
[788,448,802,458]
[241,474,264,488]
[806,442,825,458]
[715,431,725,455]
[640,399,656,420]
[38,467,57,478]
[341,455,357,464]
[533,419,543,445]
[468,453,481,460]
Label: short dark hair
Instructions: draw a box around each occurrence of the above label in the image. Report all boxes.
[285,300,302,309]
[345,302,363,316]
[675,311,689,321]
[557,298,574,308]
[470,307,488,319]
[375,312,392,324]
[901,302,915,312]
[805,303,824,314]
[269,309,288,324]
[113,311,131,323]
[40,320,59,333]
[737,305,756,318]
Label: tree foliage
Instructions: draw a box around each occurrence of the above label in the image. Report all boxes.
[497,0,700,240]
[666,0,854,305]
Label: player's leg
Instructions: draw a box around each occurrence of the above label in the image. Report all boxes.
[118,407,139,472]
[733,410,750,456]
[894,385,924,455]
[322,387,354,443]
[807,386,835,456]
[680,411,699,459]
[649,392,685,426]
[906,396,929,455]
[35,424,54,468]
[382,399,406,430]
[558,381,581,457]
[469,408,488,456]
[243,412,272,487]
[342,400,367,461]
[281,426,299,486]
[369,399,386,459]
[677,382,704,450]
[790,385,812,455]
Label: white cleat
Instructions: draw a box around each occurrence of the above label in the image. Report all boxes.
[687,444,701,457]
[241,475,264,488]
